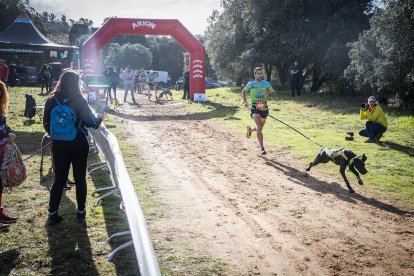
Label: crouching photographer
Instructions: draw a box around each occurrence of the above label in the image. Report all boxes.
[359,96,388,143]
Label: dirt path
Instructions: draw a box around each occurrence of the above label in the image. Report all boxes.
[116,95,414,275]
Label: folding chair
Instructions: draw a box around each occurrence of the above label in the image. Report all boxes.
[24,94,44,121]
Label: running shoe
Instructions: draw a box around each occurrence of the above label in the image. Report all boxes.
[246,126,252,139]
[260,148,267,155]
[47,213,63,226]
[0,213,18,224]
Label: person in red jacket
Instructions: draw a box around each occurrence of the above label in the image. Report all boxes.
[0,60,9,84]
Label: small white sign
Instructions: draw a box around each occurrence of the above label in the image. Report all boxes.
[194,93,206,102]
[88,91,97,102]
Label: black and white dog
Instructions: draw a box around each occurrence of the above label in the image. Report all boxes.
[306,148,367,193]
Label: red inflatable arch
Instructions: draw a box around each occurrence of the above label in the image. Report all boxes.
[82,18,205,100]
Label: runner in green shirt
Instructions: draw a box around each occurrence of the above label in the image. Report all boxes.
[242,67,277,155]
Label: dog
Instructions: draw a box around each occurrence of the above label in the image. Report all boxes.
[306,148,367,193]
[158,88,173,100]
[40,133,53,173]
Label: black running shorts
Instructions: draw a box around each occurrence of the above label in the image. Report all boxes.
[250,108,269,119]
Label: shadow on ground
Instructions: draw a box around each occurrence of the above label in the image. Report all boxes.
[0,249,20,275]
[107,101,239,122]
[260,156,413,216]
[45,192,100,275]
[87,151,140,275]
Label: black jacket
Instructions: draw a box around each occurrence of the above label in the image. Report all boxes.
[0,115,12,140]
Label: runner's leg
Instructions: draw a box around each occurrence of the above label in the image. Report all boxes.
[252,114,266,149]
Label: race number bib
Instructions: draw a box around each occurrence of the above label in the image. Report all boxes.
[255,101,267,110]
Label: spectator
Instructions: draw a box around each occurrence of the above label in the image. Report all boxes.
[0,81,18,232]
[120,66,136,104]
[39,64,51,94]
[359,96,388,143]
[136,69,147,94]
[7,64,19,87]
[43,70,103,225]
[104,66,118,101]
[147,70,157,101]
[0,60,9,84]
[47,65,54,91]
[290,61,301,97]
[182,66,190,99]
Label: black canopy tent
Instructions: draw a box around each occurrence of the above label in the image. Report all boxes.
[0,11,78,68]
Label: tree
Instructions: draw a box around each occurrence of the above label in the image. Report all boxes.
[146,36,184,83]
[104,43,152,70]
[205,0,372,90]
[205,1,253,84]
[345,0,414,103]
[0,0,31,32]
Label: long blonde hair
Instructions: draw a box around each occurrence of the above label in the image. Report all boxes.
[49,69,81,99]
[0,81,10,116]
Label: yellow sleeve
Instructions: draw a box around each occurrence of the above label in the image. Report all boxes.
[360,109,368,120]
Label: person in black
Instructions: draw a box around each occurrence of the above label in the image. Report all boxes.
[107,67,119,101]
[182,66,190,99]
[39,64,51,94]
[43,70,103,225]
[290,61,301,97]
[7,64,19,87]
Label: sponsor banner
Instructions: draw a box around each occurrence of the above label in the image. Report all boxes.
[191,59,204,79]
[194,93,206,102]
[0,47,44,54]
[84,75,110,88]
[132,20,157,30]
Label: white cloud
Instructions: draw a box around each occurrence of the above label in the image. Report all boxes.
[29,0,221,34]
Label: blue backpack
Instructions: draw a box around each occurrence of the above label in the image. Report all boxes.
[50,98,81,141]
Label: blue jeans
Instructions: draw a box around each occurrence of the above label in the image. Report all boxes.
[123,83,135,101]
[359,121,387,140]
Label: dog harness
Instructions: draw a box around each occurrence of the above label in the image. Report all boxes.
[328,149,356,165]
[340,149,356,165]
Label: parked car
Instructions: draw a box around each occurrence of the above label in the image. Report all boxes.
[15,66,38,86]
[175,77,223,90]
[175,77,183,91]
[205,77,222,89]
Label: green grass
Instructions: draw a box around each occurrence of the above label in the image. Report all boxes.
[183,87,414,211]
[0,87,139,275]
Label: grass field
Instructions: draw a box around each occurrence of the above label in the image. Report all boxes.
[0,86,413,275]
[184,87,414,210]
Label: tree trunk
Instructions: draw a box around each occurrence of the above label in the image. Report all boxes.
[263,63,272,82]
[275,62,289,86]
[311,64,321,91]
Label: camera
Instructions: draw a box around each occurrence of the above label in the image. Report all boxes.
[345,131,354,141]
[361,103,368,109]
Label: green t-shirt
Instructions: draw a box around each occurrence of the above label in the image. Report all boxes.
[148,73,156,83]
[243,80,274,111]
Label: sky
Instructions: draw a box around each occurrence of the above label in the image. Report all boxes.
[29,0,221,35]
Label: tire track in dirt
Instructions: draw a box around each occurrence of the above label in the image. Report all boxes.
[115,96,414,275]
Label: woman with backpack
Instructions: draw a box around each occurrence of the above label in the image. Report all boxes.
[0,81,18,232]
[43,70,103,225]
